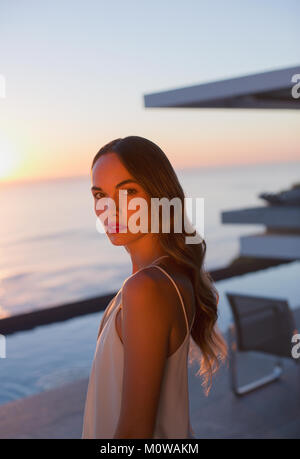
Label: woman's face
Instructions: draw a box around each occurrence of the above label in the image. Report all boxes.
[91,152,152,246]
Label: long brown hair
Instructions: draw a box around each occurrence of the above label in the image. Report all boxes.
[91,136,228,395]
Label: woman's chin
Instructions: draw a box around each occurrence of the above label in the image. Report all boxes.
[107,232,131,245]
[107,231,146,246]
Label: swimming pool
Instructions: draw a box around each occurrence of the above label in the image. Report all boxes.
[0,308,103,405]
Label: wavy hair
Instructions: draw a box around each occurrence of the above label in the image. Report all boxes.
[91,136,228,395]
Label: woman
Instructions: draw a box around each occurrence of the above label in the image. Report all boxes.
[81,136,227,439]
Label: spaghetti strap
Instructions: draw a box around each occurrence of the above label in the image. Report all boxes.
[148,264,190,336]
[121,255,170,287]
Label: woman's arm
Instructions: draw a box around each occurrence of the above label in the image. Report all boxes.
[113,269,171,439]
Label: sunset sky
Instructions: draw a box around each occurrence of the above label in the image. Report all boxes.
[0,0,299,183]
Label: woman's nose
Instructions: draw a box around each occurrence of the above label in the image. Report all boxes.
[115,190,130,214]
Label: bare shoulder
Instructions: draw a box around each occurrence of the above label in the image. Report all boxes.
[121,267,173,329]
[121,261,194,331]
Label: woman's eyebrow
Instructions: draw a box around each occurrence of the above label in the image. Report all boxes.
[91,179,139,192]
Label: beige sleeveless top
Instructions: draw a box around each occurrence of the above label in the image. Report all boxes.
[81,255,196,439]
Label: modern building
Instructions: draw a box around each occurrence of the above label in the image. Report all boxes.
[144,65,300,261]
[221,184,300,260]
[144,65,300,109]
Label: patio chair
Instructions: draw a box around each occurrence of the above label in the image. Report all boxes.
[226,292,299,396]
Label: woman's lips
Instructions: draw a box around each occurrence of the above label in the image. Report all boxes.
[107,223,127,232]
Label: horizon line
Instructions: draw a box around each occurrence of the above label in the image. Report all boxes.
[1,157,299,187]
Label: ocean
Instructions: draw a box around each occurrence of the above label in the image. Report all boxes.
[0,160,299,319]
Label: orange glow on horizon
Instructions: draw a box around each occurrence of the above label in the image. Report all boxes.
[0,137,22,181]
[0,120,299,185]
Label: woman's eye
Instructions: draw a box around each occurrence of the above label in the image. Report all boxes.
[119,188,137,196]
[93,188,137,199]
[126,188,137,195]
